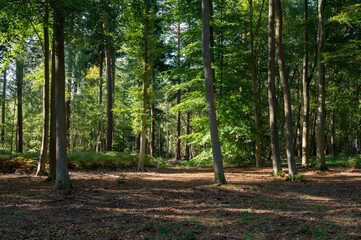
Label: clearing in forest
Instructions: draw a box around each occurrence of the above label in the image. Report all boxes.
[0,167,360,239]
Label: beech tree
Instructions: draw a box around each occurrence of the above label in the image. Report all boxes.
[53,0,71,190]
[201,0,226,184]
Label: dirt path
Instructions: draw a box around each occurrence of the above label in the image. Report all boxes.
[0,167,360,239]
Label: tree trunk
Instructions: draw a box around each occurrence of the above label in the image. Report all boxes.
[138,0,150,171]
[66,43,72,150]
[301,0,310,167]
[54,1,71,190]
[202,0,226,184]
[96,53,103,152]
[150,101,155,156]
[275,0,297,178]
[104,15,113,151]
[37,3,50,176]
[1,68,7,147]
[331,109,336,156]
[47,37,56,182]
[158,121,162,157]
[316,0,328,170]
[175,22,181,161]
[166,123,169,158]
[185,91,191,160]
[267,0,282,175]
[16,58,23,153]
[249,0,262,168]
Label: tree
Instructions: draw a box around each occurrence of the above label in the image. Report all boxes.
[16,57,24,153]
[316,0,327,170]
[267,0,282,175]
[104,11,113,152]
[249,0,262,168]
[53,0,71,190]
[275,0,297,178]
[301,0,310,167]
[96,53,104,152]
[37,2,50,176]
[1,67,6,146]
[201,0,226,184]
[138,0,150,171]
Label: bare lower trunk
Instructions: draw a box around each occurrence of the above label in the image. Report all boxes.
[331,109,336,156]
[202,0,226,184]
[1,68,7,146]
[104,15,113,151]
[66,43,72,149]
[158,121,162,157]
[250,0,262,168]
[16,58,23,153]
[268,0,282,175]
[316,0,327,170]
[96,53,103,152]
[302,0,310,167]
[175,22,181,161]
[54,1,71,190]
[185,108,191,160]
[138,0,150,171]
[37,4,50,176]
[47,38,56,182]
[166,123,169,158]
[275,0,297,178]
[150,102,155,156]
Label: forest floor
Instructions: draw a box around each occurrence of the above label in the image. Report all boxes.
[0,166,360,239]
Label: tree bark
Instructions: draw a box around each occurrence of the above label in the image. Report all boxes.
[301,0,310,167]
[331,109,336,156]
[104,15,113,151]
[16,58,23,153]
[138,0,150,171]
[158,121,162,157]
[150,99,155,156]
[66,43,72,149]
[267,0,282,175]
[275,0,297,178]
[316,0,328,170]
[202,0,226,184]
[249,0,262,168]
[47,37,56,182]
[37,2,50,176]
[185,88,191,160]
[1,68,6,147]
[175,22,181,161]
[96,53,103,152]
[53,1,71,190]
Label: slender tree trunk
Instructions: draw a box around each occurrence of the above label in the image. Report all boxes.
[166,123,169,158]
[158,121,162,157]
[47,38,56,182]
[37,3,50,176]
[16,58,23,153]
[138,0,150,171]
[275,0,297,178]
[104,15,113,151]
[301,0,310,167]
[54,1,71,190]
[10,96,16,153]
[316,0,327,170]
[331,109,336,156]
[268,0,282,175]
[150,100,155,156]
[1,68,6,147]
[202,0,226,184]
[185,88,191,160]
[175,22,181,161]
[96,53,103,152]
[250,0,262,168]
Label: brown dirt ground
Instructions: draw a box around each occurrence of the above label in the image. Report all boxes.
[0,167,360,239]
